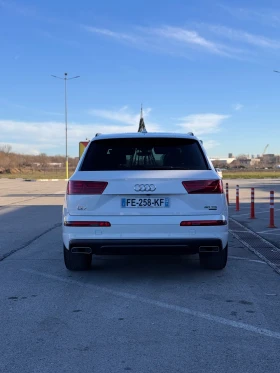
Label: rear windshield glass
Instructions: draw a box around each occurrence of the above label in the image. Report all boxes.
[80,138,209,171]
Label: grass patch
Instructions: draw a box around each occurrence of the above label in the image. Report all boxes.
[223,171,280,179]
[1,170,280,180]
[0,172,73,180]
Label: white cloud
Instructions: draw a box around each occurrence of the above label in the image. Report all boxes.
[0,0,37,17]
[176,113,230,135]
[89,106,159,130]
[203,140,220,150]
[0,99,64,116]
[0,143,41,155]
[233,103,243,111]
[0,113,159,155]
[219,5,280,27]
[0,110,228,155]
[82,24,243,58]
[152,26,227,56]
[207,25,280,49]
[0,120,115,155]
[89,106,147,124]
[81,26,137,42]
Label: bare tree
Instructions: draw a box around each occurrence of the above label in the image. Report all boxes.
[236,154,248,160]
[0,144,12,153]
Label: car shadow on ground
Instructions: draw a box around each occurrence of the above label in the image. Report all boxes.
[67,253,229,286]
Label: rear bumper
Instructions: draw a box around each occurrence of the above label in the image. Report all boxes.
[68,238,225,255]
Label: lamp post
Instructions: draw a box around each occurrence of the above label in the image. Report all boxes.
[51,73,80,179]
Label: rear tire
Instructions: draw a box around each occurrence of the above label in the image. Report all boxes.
[199,244,228,270]
[64,245,92,271]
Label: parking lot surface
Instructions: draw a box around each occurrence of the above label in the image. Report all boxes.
[225,179,280,247]
[1,179,280,373]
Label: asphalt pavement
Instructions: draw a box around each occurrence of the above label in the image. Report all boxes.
[1,179,280,373]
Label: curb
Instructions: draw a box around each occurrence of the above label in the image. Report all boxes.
[24,179,68,182]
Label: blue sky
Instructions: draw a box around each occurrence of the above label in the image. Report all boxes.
[1,0,280,157]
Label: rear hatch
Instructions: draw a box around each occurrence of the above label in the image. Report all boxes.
[67,136,226,217]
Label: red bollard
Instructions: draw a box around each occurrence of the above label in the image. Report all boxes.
[226,183,229,205]
[268,191,276,228]
[236,185,240,211]
[250,188,255,219]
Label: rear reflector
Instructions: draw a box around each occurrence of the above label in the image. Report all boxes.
[64,221,111,227]
[67,181,108,195]
[182,180,223,194]
[180,220,227,226]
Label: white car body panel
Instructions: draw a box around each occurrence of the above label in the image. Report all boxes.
[62,132,228,252]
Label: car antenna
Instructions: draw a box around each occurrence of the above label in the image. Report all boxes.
[138,104,147,133]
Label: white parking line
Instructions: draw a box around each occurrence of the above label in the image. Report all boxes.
[258,233,280,236]
[22,268,280,341]
[257,228,280,234]
[229,255,266,264]
[229,208,251,213]
[229,219,280,275]
[231,208,280,217]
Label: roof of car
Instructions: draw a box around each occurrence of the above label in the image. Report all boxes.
[91,132,198,141]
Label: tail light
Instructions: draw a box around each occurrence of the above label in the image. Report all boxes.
[182,180,223,194]
[180,220,227,226]
[67,181,108,195]
[64,221,111,227]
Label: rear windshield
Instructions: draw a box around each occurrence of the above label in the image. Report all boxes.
[80,138,209,171]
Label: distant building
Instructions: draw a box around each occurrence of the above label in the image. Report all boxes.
[250,158,260,166]
[228,153,233,158]
[238,158,251,166]
[262,154,275,161]
[47,162,62,168]
[32,162,63,168]
[260,154,276,167]
[210,157,236,165]
[228,158,251,168]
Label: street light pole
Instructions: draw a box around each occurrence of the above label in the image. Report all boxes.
[51,73,80,179]
[64,73,68,180]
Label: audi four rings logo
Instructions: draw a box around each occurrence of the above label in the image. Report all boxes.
[134,184,156,192]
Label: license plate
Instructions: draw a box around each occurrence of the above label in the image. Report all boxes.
[121,198,169,208]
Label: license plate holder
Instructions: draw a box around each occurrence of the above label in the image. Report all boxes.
[121,197,169,208]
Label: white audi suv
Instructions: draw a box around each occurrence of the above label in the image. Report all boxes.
[63,132,228,271]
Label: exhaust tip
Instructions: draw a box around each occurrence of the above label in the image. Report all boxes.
[71,247,92,254]
[199,246,220,253]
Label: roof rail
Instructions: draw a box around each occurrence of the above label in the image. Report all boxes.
[187,132,194,136]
